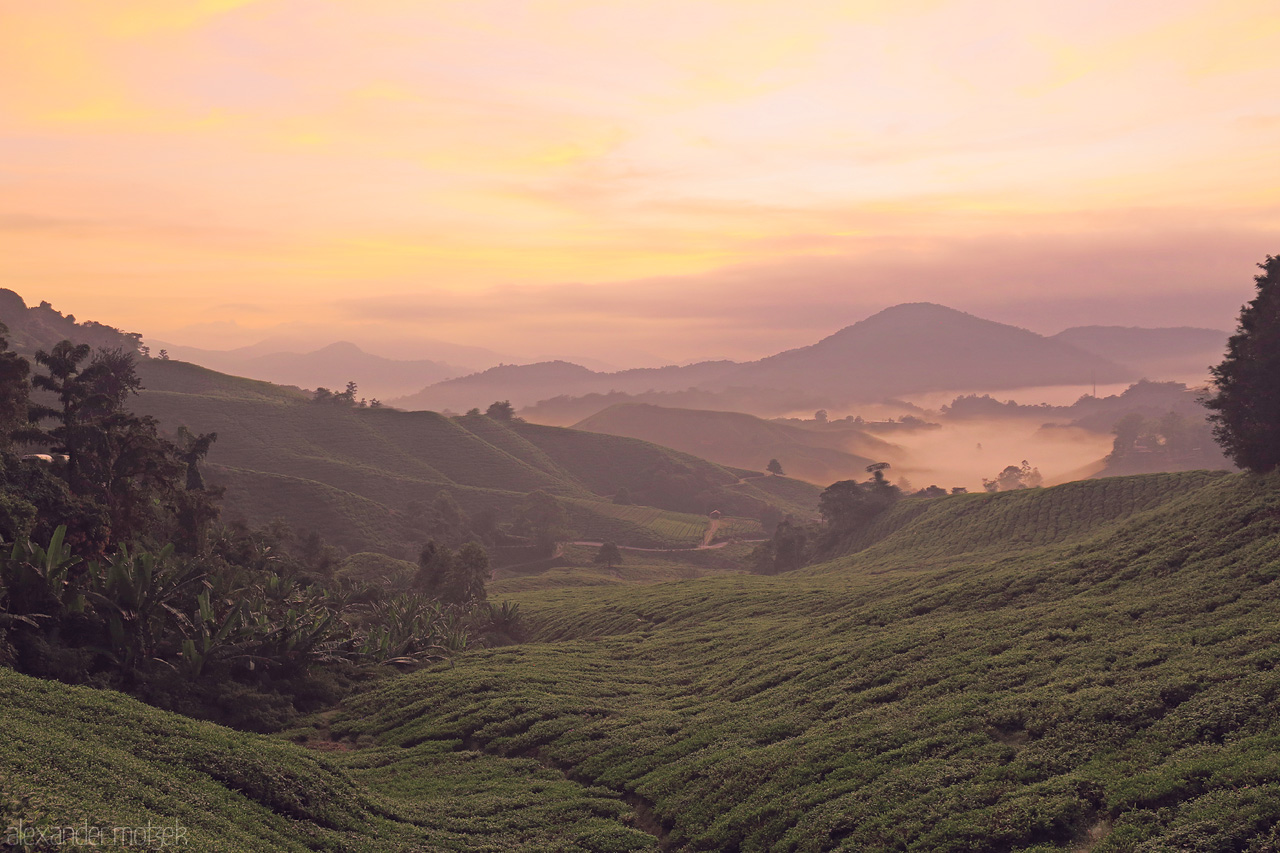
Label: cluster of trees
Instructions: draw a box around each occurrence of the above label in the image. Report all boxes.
[398,490,499,550]
[0,334,221,558]
[0,516,506,730]
[911,484,967,498]
[778,410,940,433]
[754,463,902,574]
[1101,411,1225,473]
[982,460,1043,492]
[461,400,520,420]
[0,328,513,730]
[313,380,382,408]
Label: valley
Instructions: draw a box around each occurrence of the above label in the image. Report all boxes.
[0,287,1263,852]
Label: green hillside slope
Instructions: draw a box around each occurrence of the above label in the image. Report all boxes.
[816,470,1230,568]
[135,359,309,403]
[128,366,814,555]
[326,471,1280,852]
[0,669,657,851]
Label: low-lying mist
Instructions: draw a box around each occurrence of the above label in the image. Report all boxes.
[885,417,1111,493]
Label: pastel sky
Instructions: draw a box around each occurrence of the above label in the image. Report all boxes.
[2,0,1278,363]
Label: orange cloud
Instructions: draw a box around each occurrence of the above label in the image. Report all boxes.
[1,0,1278,362]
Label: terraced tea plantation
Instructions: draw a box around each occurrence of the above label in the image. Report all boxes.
[333,471,1280,852]
[713,514,765,541]
[13,470,1280,851]
[567,501,712,546]
[0,670,656,852]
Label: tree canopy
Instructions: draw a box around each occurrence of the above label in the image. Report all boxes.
[818,463,900,531]
[982,460,1043,493]
[486,400,516,421]
[594,541,622,569]
[1203,254,1280,472]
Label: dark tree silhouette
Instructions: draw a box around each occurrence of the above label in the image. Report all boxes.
[1203,254,1280,472]
[29,341,95,492]
[767,458,784,476]
[413,540,453,597]
[175,426,218,491]
[448,542,490,605]
[754,519,808,575]
[982,460,1042,492]
[0,323,30,449]
[516,490,570,555]
[486,400,515,421]
[594,541,622,569]
[413,540,488,604]
[759,504,783,534]
[818,463,900,530]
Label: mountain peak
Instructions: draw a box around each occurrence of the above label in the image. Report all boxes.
[744,301,1130,396]
[852,302,1006,330]
[313,341,365,356]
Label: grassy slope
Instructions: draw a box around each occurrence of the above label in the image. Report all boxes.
[0,669,657,852]
[330,471,1280,852]
[729,473,824,520]
[491,543,756,594]
[129,364,811,552]
[135,358,309,403]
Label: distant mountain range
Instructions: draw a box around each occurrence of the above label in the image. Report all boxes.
[147,340,470,401]
[0,287,1233,547]
[389,304,1230,417]
[390,303,1153,414]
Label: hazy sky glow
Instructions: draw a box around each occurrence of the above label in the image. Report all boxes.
[2,0,1278,362]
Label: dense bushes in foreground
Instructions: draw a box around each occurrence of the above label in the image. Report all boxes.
[0,521,518,730]
[0,328,520,730]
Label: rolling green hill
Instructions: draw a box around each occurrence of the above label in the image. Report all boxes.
[321,470,1280,851]
[129,362,818,555]
[13,471,1280,850]
[0,668,657,851]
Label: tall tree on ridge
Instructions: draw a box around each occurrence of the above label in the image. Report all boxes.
[1203,254,1280,472]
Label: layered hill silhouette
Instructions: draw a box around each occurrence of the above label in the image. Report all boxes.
[574,403,898,485]
[0,288,142,355]
[1050,325,1227,381]
[392,359,744,413]
[128,361,818,557]
[148,340,468,401]
[0,289,814,555]
[392,303,1132,413]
